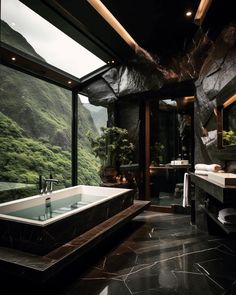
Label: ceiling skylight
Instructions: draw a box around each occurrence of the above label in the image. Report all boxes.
[1,0,106,78]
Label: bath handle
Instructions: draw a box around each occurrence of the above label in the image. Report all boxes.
[44,179,59,193]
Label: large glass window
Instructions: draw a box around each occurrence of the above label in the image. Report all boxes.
[77,94,108,185]
[0,0,109,202]
[0,65,72,202]
[1,0,105,78]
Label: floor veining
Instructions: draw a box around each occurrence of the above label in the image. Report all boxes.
[1,211,236,295]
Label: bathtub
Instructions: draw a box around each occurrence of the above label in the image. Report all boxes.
[0,185,134,255]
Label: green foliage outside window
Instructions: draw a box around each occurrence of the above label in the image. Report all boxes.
[223,130,236,146]
[87,127,134,169]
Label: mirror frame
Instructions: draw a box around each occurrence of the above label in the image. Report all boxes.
[216,76,236,150]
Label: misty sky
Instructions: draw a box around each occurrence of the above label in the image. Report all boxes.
[1,0,106,79]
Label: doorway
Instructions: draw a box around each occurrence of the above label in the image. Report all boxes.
[146,97,194,210]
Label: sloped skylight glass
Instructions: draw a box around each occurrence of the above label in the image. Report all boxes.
[1,0,106,78]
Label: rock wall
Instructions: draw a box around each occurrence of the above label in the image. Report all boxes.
[194,22,236,170]
[82,53,164,107]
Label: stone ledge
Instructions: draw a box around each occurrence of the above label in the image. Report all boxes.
[0,200,150,282]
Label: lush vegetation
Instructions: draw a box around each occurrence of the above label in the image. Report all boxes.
[223,130,236,146]
[88,127,134,168]
[0,113,101,187]
[0,20,102,190]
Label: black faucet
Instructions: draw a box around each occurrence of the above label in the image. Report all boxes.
[39,175,58,194]
[44,178,59,193]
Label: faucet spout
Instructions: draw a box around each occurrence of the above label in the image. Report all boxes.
[44,179,59,193]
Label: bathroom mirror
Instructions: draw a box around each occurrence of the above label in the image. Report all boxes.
[223,100,236,146]
[216,76,236,150]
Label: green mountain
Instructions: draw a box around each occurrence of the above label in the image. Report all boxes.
[0,20,101,187]
[83,104,107,133]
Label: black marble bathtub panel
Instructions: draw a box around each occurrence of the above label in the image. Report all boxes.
[0,219,45,253]
[0,191,135,255]
[122,191,134,209]
[107,191,134,218]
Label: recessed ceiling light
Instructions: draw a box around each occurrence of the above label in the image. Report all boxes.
[186,11,192,17]
[68,81,72,84]
[111,60,115,64]
[11,57,16,61]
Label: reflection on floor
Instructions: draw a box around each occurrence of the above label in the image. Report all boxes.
[151,192,183,207]
[1,211,236,294]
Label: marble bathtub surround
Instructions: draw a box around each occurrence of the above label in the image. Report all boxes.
[0,201,150,282]
[1,210,236,294]
[0,189,134,255]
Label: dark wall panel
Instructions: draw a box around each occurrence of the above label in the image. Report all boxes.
[194,22,236,170]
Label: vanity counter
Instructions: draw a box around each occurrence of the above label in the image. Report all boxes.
[190,173,236,235]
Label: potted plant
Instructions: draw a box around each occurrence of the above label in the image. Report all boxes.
[88,127,134,182]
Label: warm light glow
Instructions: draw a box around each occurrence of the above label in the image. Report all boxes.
[186,11,192,17]
[11,57,16,61]
[223,94,236,108]
[194,0,212,26]
[87,0,140,52]
[184,96,195,101]
[68,81,72,84]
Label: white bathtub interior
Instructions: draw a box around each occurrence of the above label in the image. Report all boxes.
[0,185,132,226]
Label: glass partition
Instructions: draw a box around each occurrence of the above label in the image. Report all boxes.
[149,99,192,207]
[77,94,107,185]
[0,65,72,203]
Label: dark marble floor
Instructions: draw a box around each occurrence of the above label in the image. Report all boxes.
[151,192,183,206]
[1,211,236,295]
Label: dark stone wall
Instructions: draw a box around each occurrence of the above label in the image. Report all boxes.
[194,22,236,169]
[116,100,140,163]
[194,22,236,231]
[82,54,164,107]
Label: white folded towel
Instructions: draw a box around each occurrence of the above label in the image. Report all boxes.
[194,164,222,172]
[218,208,236,223]
[195,170,211,176]
[218,216,231,224]
[183,172,190,208]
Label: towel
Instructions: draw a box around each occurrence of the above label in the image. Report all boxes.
[218,216,232,225]
[218,208,236,224]
[183,172,190,208]
[195,170,210,176]
[195,164,222,172]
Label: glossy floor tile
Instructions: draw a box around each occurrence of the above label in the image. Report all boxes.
[1,211,236,295]
[151,192,183,206]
